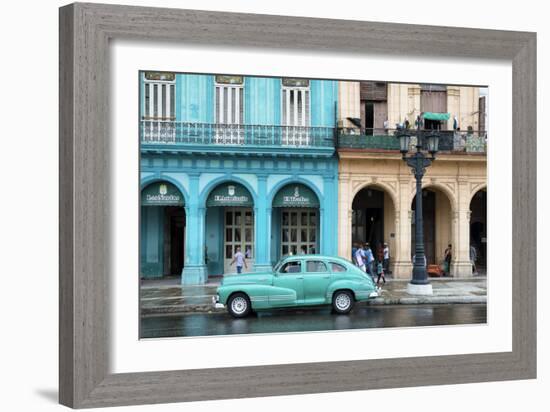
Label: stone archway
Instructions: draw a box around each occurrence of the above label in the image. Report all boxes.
[351,184,397,274]
[140,180,186,279]
[204,181,255,276]
[410,187,454,271]
[469,188,487,274]
[271,182,321,260]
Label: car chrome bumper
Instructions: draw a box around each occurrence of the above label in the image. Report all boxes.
[212,295,225,309]
[369,291,379,298]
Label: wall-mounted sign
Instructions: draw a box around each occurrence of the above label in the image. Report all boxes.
[206,183,253,207]
[215,75,244,85]
[273,184,319,208]
[141,181,184,206]
[282,78,310,88]
[144,71,176,81]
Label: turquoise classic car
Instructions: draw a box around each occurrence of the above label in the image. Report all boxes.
[213,255,379,318]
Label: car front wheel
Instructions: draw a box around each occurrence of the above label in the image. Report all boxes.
[227,293,252,318]
[332,290,354,314]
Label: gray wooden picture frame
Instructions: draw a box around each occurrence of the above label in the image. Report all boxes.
[59,2,536,408]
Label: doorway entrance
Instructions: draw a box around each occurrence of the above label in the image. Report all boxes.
[205,181,255,275]
[352,188,384,251]
[272,183,320,260]
[411,190,436,264]
[163,207,186,276]
[140,181,186,278]
[411,188,453,266]
[280,208,318,256]
[223,207,254,273]
[470,189,487,273]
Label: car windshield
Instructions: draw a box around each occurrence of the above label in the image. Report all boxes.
[273,260,283,273]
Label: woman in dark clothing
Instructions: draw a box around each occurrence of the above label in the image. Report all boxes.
[443,244,452,276]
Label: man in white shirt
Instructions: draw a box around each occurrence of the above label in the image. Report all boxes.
[364,243,375,280]
[355,245,366,272]
[230,246,248,274]
[383,242,390,274]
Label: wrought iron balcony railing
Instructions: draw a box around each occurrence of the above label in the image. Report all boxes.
[337,128,487,154]
[140,121,335,148]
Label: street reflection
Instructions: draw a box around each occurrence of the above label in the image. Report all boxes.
[141,304,487,339]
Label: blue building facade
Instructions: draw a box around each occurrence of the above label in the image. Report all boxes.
[140,72,339,285]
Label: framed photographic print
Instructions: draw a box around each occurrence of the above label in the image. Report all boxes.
[59,2,536,408]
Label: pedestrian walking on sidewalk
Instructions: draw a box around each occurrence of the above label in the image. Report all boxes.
[352,242,358,264]
[443,244,452,276]
[355,244,367,272]
[376,243,384,265]
[376,261,386,286]
[383,242,390,274]
[470,244,478,275]
[230,246,248,274]
[364,243,375,281]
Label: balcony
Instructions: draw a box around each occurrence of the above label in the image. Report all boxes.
[337,128,487,154]
[140,121,336,157]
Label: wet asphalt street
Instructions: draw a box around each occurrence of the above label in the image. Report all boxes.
[140,304,487,339]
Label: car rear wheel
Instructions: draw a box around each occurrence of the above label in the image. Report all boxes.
[332,290,354,314]
[227,293,251,318]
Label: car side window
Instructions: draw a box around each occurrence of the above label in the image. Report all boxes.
[280,261,301,274]
[330,262,347,272]
[306,261,327,273]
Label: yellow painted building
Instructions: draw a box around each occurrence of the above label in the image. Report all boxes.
[337,82,487,278]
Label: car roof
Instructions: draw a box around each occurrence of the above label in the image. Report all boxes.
[279,254,353,265]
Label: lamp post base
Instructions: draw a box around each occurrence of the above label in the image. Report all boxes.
[407,282,433,295]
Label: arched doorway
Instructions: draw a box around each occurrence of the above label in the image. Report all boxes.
[205,182,255,275]
[351,186,396,271]
[470,189,487,274]
[140,181,186,278]
[411,187,453,267]
[271,183,320,260]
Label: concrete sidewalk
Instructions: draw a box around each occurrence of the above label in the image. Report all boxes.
[140,276,487,316]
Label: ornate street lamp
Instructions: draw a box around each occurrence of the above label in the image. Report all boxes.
[397,128,440,295]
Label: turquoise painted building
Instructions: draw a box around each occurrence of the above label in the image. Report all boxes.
[140,72,339,285]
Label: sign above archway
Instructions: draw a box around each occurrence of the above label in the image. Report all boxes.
[141,181,184,206]
[273,184,319,208]
[206,183,253,207]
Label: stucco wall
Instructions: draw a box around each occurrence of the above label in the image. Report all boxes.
[338,154,486,278]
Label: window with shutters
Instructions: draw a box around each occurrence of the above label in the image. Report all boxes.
[142,72,176,120]
[142,72,176,142]
[420,84,448,130]
[281,78,310,146]
[215,75,244,144]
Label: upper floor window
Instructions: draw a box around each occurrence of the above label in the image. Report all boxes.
[142,72,175,121]
[282,78,310,127]
[215,75,244,125]
[420,84,448,130]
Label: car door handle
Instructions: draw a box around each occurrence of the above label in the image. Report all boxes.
[296,276,304,279]
[322,276,330,279]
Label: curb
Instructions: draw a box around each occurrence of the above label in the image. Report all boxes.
[141,304,225,316]
[141,295,487,316]
[366,296,487,306]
